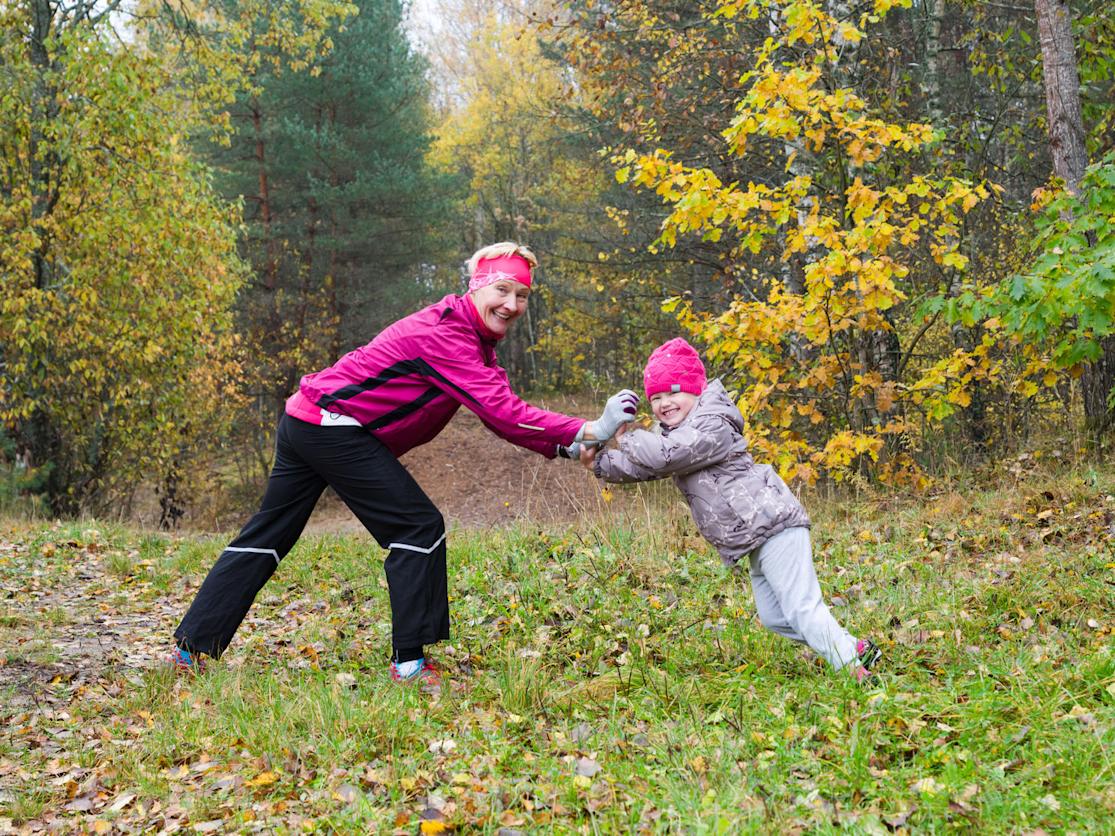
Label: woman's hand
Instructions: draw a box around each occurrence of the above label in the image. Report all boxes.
[587,389,640,442]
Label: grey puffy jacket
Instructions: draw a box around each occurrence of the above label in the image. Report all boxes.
[594,379,810,565]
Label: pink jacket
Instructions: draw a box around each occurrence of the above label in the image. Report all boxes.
[285,294,584,458]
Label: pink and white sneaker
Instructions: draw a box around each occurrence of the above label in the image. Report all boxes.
[852,638,882,683]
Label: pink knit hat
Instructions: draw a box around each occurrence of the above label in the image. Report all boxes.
[469,254,533,292]
[643,338,706,399]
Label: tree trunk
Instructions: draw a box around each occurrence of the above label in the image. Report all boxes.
[1035,0,1088,192]
[1034,0,1114,434]
[251,102,278,290]
[29,0,60,291]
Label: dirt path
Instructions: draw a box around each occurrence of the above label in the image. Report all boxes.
[302,399,639,533]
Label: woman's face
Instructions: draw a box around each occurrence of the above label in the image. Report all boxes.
[470,279,529,337]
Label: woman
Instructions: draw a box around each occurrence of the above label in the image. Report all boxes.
[172,242,638,685]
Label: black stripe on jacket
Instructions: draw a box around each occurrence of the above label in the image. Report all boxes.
[364,387,444,432]
[316,358,480,412]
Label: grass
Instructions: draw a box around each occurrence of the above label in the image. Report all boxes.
[0,465,1113,833]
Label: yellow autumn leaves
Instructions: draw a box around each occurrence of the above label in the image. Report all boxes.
[607,0,1027,487]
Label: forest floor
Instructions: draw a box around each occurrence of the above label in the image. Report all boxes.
[1,458,1113,832]
[299,395,649,534]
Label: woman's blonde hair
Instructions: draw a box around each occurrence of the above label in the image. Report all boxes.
[467,242,538,277]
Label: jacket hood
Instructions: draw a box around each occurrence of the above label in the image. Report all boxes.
[664,379,742,434]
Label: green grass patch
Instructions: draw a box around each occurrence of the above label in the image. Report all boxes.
[0,469,1113,831]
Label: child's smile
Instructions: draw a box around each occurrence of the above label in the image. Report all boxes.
[650,390,699,427]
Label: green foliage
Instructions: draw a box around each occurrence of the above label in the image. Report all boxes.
[206,0,450,373]
[0,9,246,516]
[0,426,45,516]
[1076,4,1115,154]
[548,0,1107,463]
[2,465,1114,829]
[427,0,674,391]
[955,152,1115,372]
[0,0,358,515]
[136,0,359,135]
[607,0,1005,486]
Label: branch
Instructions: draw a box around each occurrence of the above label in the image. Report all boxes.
[897,308,942,381]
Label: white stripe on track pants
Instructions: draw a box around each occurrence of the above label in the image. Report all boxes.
[748,526,859,669]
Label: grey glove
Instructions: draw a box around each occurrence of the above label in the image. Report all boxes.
[556,442,582,459]
[590,388,640,442]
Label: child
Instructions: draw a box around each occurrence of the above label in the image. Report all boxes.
[580,338,881,681]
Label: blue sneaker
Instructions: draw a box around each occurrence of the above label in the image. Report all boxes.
[169,646,207,673]
[390,658,440,689]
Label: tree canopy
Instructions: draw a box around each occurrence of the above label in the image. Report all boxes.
[2,0,1113,517]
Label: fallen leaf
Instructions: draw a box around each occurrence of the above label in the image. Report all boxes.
[884,807,915,827]
[1038,794,1061,811]
[108,792,136,812]
[333,783,360,804]
[1065,705,1096,727]
[911,777,944,795]
[419,807,451,834]
[575,757,601,778]
[213,775,237,792]
[245,770,278,788]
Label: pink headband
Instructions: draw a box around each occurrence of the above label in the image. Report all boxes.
[469,254,533,292]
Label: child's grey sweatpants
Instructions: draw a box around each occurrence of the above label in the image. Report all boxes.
[748,526,858,669]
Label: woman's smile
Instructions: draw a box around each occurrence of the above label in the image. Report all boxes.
[470,279,529,337]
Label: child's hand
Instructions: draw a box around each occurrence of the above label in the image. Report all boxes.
[579,442,597,470]
[614,421,630,440]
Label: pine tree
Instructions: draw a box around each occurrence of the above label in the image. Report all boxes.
[207,0,451,422]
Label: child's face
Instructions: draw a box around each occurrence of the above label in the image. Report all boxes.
[650,390,699,427]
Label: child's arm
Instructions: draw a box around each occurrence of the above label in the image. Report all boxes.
[576,424,657,483]
[613,417,736,477]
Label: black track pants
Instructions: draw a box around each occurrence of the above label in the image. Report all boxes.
[174,415,449,658]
